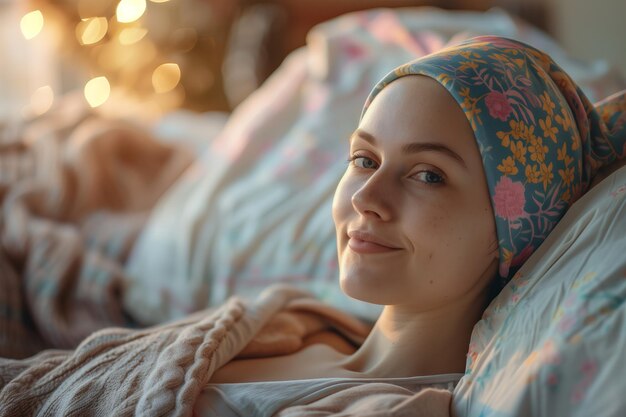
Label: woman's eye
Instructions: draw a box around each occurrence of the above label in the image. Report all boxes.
[351,156,379,169]
[414,170,444,185]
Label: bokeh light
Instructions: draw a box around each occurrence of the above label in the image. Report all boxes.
[76,17,108,45]
[30,86,55,115]
[84,76,111,107]
[20,10,44,40]
[116,0,147,23]
[152,63,181,93]
[118,27,148,45]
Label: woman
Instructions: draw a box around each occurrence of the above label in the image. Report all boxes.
[2,36,624,417]
[210,34,626,390]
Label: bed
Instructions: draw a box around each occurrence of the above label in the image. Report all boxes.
[1,6,625,416]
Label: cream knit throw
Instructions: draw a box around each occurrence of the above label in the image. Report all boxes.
[0,286,371,416]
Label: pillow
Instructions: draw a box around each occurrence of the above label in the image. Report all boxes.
[453,164,626,417]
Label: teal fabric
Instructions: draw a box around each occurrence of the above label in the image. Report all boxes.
[362,36,626,284]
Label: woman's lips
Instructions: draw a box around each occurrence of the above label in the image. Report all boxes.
[347,231,402,254]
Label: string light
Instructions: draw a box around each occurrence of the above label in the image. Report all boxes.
[116,0,147,24]
[24,0,231,113]
[118,27,148,45]
[76,17,108,45]
[30,86,54,115]
[84,76,111,107]
[20,10,44,40]
[152,63,181,93]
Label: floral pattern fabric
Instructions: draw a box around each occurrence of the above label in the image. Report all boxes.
[454,164,626,417]
[362,36,626,283]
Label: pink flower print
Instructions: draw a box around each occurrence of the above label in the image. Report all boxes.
[572,360,598,404]
[485,91,513,121]
[611,184,626,198]
[493,176,526,220]
[341,40,367,61]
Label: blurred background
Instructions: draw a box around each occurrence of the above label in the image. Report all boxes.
[2,0,625,120]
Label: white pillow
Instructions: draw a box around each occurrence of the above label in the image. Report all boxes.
[454,165,626,417]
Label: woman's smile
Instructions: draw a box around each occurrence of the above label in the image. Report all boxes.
[347,230,402,254]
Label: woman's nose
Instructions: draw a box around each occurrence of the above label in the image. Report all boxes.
[351,172,393,221]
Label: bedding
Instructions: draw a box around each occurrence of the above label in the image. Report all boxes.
[0,95,193,357]
[123,7,626,325]
[1,166,624,416]
[0,6,625,417]
[453,163,626,417]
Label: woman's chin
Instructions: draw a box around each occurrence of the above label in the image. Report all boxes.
[340,274,390,305]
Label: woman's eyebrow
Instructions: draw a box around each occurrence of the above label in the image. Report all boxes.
[349,129,377,145]
[349,129,467,169]
[401,142,467,169]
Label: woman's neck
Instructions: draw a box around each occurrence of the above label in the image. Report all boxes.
[341,295,486,378]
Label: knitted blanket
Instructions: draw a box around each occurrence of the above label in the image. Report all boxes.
[0,285,453,416]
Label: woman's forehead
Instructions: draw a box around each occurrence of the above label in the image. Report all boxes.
[358,76,477,156]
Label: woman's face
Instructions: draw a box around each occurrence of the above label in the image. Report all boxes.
[332,76,498,310]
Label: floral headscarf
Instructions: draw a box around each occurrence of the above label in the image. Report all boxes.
[362,36,626,284]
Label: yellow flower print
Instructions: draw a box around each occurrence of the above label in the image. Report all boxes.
[462,97,473,113]
[510,140,527,165]
[509,119,523,139]
[557,142,567,161]
[571,135,580,151]
[502,247,513,265]
[529,136,548,163]
[558,166,575,186]
[561,188,572,204]
[437,73,454,88]
[525,164,541,184]
[540,91,555,116]
[521,123,536,142]
[540,162,554,190]
[555,107,573,131]
[497,156,518,175]
[557,142,574,166]
[539,117,558,143]
[497,130,511,147]
[464,107,482,130]
[490,53,511,64]
[459,60,479,72]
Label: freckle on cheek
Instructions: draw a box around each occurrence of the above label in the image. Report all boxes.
[429,280,434,285]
